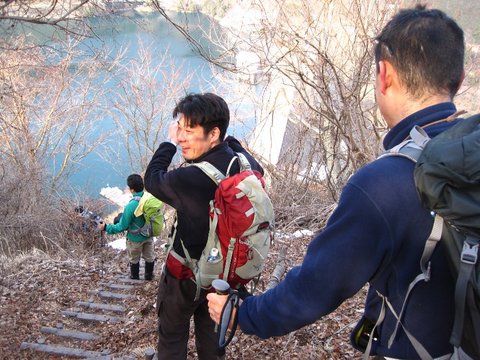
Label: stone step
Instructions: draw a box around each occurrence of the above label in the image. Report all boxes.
[61,309,123,323]
[20,342,111,358]
[89,289,134,300]
[75,301,126,313]
[40,326,99,341]
[116,276,145,284]
[99,282,135,290]
[145,347,155,360]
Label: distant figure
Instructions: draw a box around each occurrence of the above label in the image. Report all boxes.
[144,93,264,360]
[208,6,467,359]
[98,174,155,280]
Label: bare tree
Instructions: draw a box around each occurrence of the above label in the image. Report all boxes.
[0,37,113,187]
[0,0,104,41]
[0,1,89,23]
[152,0,396,204]
[108,41,193,172]
[0,34,117,254]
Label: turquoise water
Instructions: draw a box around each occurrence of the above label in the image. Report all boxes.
[5,11,257,198]
[65,12,252,197]
[65,13,218,196]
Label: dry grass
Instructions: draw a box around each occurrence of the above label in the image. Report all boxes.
[0,189,367,360]
[0,165,368,359]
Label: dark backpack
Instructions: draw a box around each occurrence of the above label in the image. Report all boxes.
[379,115,480,360]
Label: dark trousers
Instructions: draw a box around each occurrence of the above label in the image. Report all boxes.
[156,268,219,360]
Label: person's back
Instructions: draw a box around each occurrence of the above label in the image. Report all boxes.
[347,116,457,356]
[207,6,467,359]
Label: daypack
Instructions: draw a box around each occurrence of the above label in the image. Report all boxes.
[172,153,275,300]
[130,192,164,237]
[375,114,480,360]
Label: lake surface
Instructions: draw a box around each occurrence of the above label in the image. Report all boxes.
[59,11,255,198]
[67,12,220,197]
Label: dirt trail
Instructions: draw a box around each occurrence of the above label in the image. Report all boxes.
[1,235,365,359]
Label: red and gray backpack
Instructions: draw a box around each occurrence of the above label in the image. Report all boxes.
[170,152,275,300]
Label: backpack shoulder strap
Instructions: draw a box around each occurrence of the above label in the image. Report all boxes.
[378,125,431,163]
[192,153,247,185]
[191,161,226,186]
[451,235,480,348]
[191,152,252,184]
[236,152,252,171]
[375,125,445,356]
[127,196,143,234]
[386,214,444,347]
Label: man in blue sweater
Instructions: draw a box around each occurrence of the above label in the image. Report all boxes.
[208,6,466,359]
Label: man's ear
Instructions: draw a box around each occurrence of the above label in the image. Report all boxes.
[378,60,389,95]
[209,127,221,143]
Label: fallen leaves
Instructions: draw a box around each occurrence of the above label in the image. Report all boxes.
[1,233,366,360]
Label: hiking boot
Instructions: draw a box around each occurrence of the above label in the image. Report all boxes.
[144,261,154,281]
[130,262,140,280]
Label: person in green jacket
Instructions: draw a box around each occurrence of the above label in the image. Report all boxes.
[98,174,155,280]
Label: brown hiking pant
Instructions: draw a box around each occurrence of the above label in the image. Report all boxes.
[156,268,220,360]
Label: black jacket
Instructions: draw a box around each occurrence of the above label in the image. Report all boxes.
[144,136,263,259]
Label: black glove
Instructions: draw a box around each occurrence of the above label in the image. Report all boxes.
[113,213,123,224]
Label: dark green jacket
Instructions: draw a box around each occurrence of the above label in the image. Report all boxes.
[105,191,148,242]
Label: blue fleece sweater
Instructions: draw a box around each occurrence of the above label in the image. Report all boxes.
[239,103,459,358]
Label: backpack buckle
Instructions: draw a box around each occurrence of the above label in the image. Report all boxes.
[461,240,479,265]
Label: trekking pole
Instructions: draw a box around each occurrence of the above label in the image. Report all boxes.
[212,279,230,333]
[212,279,230,296]
[212,279,240,358]
[99,228,105,278]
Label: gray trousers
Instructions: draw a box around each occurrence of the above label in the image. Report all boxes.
[156,268,219,360]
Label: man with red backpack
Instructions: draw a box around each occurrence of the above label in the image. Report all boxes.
[144,93,264,360]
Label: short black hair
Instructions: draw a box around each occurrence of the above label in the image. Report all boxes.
[375,5,464,98]
[172,93,230,141]
[127,174,144,193]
